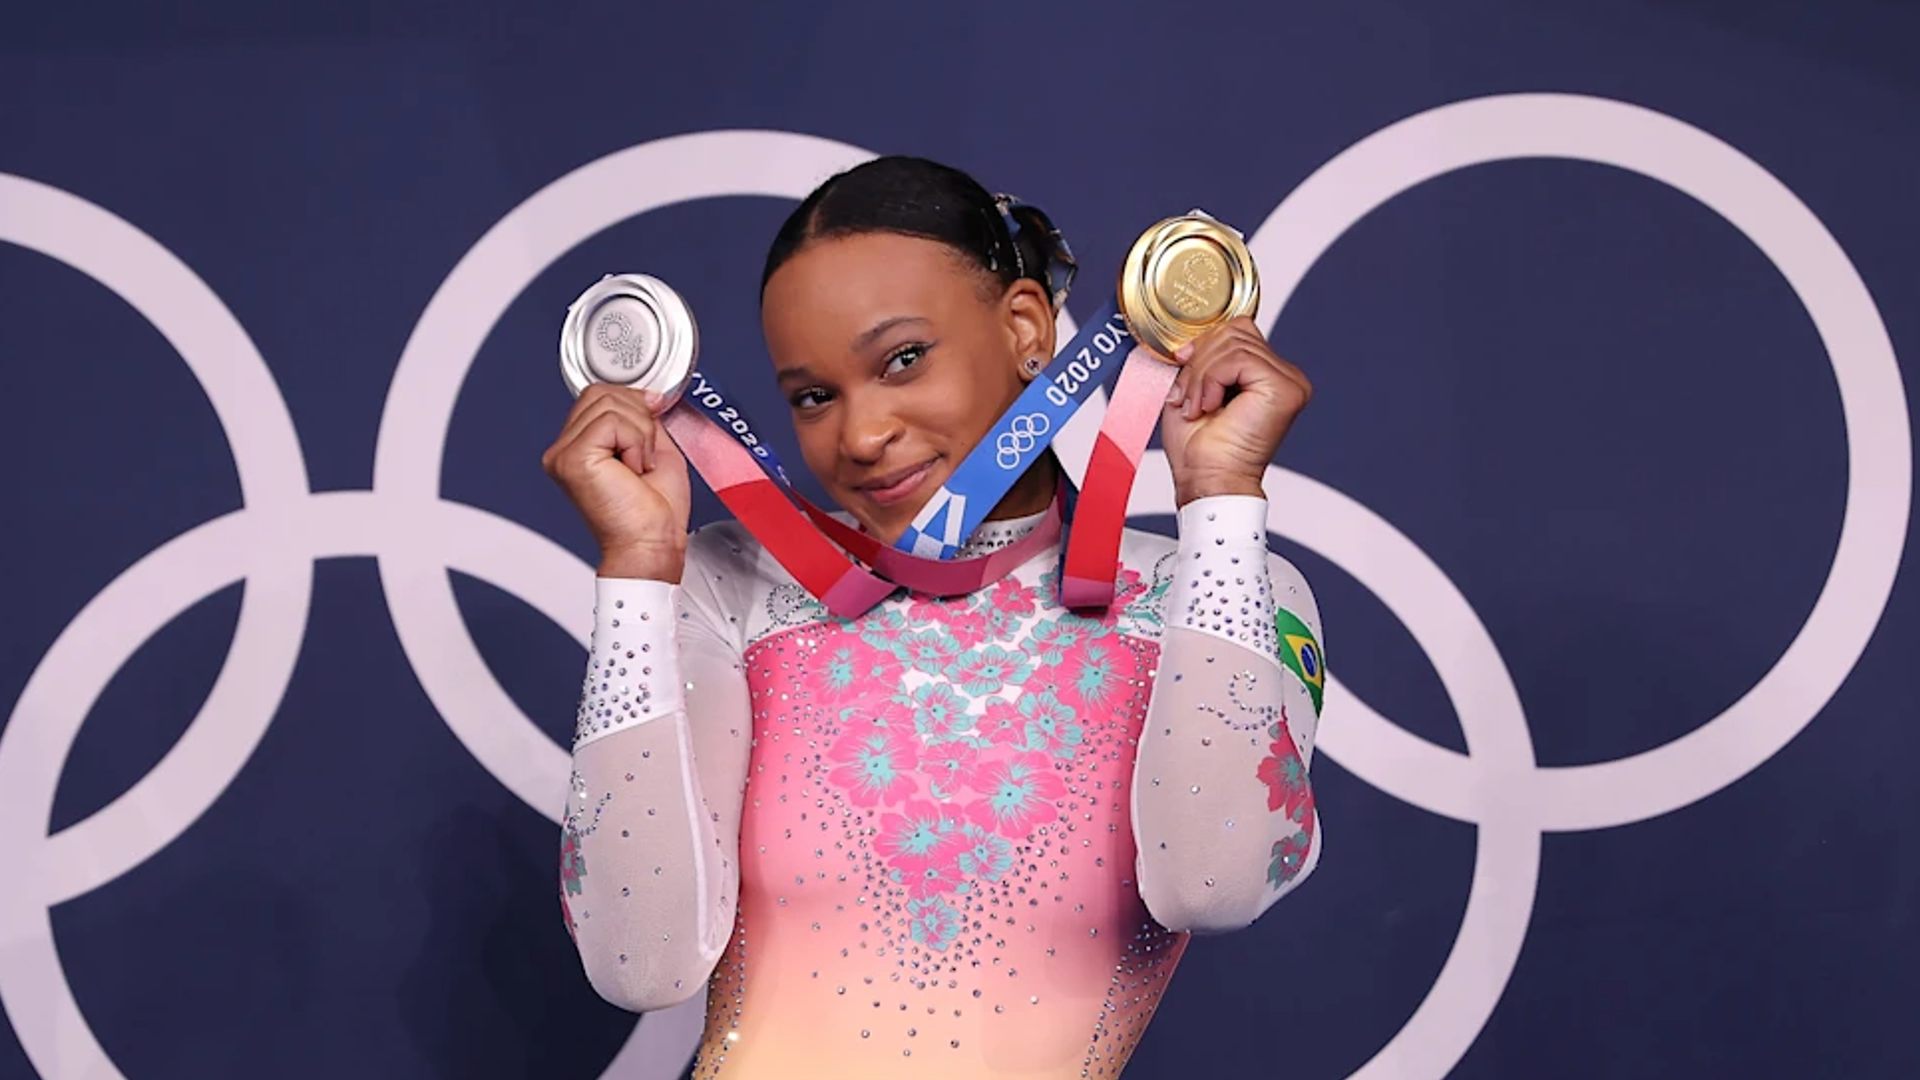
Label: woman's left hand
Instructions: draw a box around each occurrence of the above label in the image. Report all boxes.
[1159,317,1313,507]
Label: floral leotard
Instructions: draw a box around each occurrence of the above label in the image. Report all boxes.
[561,495,1324,1079]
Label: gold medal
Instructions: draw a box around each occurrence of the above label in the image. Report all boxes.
[1117,209,1259,361]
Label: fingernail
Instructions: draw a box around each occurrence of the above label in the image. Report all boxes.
[1165,383,1183,405]
[1175,342,1195,361]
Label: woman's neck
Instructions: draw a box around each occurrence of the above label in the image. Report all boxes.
[984,454,1061,522]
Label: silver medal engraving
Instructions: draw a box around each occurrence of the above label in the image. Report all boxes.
[559,273,698,408]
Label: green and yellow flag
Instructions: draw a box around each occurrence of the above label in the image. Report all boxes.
[1274,607,1324,715]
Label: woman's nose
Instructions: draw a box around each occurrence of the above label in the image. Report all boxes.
[838,395,902,465]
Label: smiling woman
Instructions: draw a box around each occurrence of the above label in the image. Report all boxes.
[541,155,1327,1079]
[757,158,1066,541]
[767,230,1037,521]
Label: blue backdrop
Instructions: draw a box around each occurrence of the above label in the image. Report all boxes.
[3,2,1916,1077]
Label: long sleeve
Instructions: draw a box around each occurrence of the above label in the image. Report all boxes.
[560,562,752,1012]
[1131,495,1325,934]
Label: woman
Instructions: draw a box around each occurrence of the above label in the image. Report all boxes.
[544,156,1324,1079]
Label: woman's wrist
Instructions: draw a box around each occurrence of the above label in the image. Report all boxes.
[598,541,686,583]
[1174,470,1267,508]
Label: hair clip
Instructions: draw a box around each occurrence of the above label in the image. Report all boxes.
[990,194,1028,279]
[993,193,1078,310]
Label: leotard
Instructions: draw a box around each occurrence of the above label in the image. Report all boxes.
[561,495,1324,1078]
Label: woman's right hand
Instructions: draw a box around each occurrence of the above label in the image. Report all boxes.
[542,385,693,582]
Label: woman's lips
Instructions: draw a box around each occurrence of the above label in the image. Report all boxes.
[859,458,939,507]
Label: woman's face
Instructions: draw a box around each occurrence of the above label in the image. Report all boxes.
[761,232,1056,541]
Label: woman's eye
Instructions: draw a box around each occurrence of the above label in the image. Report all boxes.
[881,344,927,378]
[790,388,832,410]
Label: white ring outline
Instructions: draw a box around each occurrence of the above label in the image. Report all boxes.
[0,175,314,1080]
[1242,93,1909,832]
[1168,92,1902,1078]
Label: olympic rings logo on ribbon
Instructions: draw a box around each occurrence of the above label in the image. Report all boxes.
[995,412,1054,469]
[0,94,1909,1080]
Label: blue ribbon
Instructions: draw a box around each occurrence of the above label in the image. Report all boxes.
[895,298,1130,558]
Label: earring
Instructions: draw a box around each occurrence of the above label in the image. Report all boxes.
[1021,356,1045,380]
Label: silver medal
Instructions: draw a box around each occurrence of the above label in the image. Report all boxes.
[558,273,698,408]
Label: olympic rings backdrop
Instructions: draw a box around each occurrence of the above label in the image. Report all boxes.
[3,3,1917,1078]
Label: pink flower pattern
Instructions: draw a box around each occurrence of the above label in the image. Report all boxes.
[1056,640,1138,713]
[1022,615,1108,668]
[908,681,973,740]
[801,572,1170,932]
[977,698,1027,746]
[947,644,1034,697]
[558,830,586,940]
[815,636,903,709]
[1256,709,1313,821]
[923,740,983,797]
[827,718,919,807]
[1016,689,1083,759]
[560,829,587,896]
[895,627,964,675]
[909,595,988,639]
[984,576,1037,634]
[1257,706,1316,888]
[1257,742,1312,820]
[879,801,971,898]
[969,753,1068,837]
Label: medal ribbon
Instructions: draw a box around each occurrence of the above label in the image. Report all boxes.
[658,299,1175,616]
[660,383,1067,618]
[1058,346,1177,608]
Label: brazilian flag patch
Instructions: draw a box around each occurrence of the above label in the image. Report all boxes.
[1274,608,1324,715]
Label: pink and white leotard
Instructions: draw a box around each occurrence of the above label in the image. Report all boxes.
[560,495,1323,1079]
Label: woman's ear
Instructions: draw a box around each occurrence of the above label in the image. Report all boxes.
[1002,278,1057,376]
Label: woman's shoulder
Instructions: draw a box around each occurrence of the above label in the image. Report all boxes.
[680,519,784,628]
[685,518,767,578]
[683,519,848,645]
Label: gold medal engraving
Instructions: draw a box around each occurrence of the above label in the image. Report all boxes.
[1152,239,1232,321]
[1118,210,1259,361]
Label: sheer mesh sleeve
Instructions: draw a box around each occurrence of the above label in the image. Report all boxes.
[1131,495,1325,934]
[560,552,752,1011]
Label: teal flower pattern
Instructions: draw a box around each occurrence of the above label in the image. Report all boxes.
[909,682,973,741]
[895,627,964,675]
[955,822,1014,884]
[906,896,964,951]
[947,644,1034,696]
[856,607,910,653]
[1017,688,1084,759]
[1268,832,1312,889]
[1022,616,1106,667]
